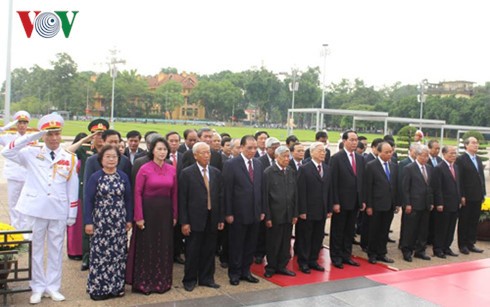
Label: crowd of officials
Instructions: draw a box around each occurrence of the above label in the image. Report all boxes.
[0,111,486,304]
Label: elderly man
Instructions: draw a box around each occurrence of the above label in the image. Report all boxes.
[0,110,31,230]
[296,142,332,273]
[456,137,486,254]
[2,114,79,304]
[263,146,298,278]
[179,142,224,291]
[400,145,433,262]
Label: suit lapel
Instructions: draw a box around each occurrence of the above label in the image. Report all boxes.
[193,164,207,190]
[239,156,253,184]
[341,151,355,176]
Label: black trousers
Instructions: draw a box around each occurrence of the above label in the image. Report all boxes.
[360,211,370,249]
[400,209,430,255]
[265,222,293,273]
[255,220,267,258]
[296,218,326,266]
[173,222,185,257]
[329,209,357,263]
[427,210,437,245]
[367,210,394,258]
[217,224,229,264]
[228,222,259,280]
[458,200,482,249]
[183,213,217,285]
[433,210,458,254]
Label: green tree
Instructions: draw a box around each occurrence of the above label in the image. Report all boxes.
[154,80,183,118]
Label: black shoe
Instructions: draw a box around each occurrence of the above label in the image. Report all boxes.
[254,256,264,264]
[240,275,259,283]
[403,253,413,262]
[343,258,360,266]
[468,246,484,253]
[444,249,459,257]
[81,262,89,271]
[387,237,396,243]
[68,255,82,261]
[332,262,344,269]
[460,247,470,255]
[220,262,228,269]
[264,271,274,278]
[309,262,325,271]
[277,268,296,276]
[199,282,220,289]
[229,279,239,286]
[90,294,109,301]
[368,256,377,264]
[174,255,185,264]
[414,252,431,260]
[184,282,196,292]
[299,264,311,274]
[377,256,395,263]
[434,251,446,259]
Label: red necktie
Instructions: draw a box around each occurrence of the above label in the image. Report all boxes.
[317,164,322,177]
[171,153,177,167]
[248,160,254,182]
[350,152,357,175]
[449,164,456,180]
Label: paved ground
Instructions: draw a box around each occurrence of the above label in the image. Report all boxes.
[1,148,489,306]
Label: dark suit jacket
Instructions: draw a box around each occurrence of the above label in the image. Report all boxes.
[178,143,189,154]
[289,159,303,172]
[455,153,486,202]
[304,147,331,165]
[427,155,443,168]
[258,154,273,172]
[178,163,224,232]
[182,148,223,171]
[330,150,365,210]
[364,152,377,164]
[402,162,433,211]
[431,162,461,212]
[124,147,145,163]
[263,164,298,224]
[297,161,332,220]
[365,159,399,211]
[398,157,414,198]
[167,151,184,176]
[83,154,132,200]
[223,155,263,225]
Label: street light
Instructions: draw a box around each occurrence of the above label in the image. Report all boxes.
[418,79,428,130]
[287,68,299,136]
[107,49,125,128]
[4,0,14,122]
[320,43,329,130]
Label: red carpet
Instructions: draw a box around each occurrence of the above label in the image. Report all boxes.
[251,247,397,287]
[368,259,490,306]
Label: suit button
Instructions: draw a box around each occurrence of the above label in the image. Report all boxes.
[47,193,51,196]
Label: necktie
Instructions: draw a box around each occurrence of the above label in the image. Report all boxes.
[449,164,456,180]
[471,156,479,170]
[421,165,428,183]
[248,160,254,182]
[202,168,211,210]
[171,153,177,167]
[317,164,322,177]
[350,152,357,175]
[384,162,390,181]
[50,151,55,160]
[297,162,301,169]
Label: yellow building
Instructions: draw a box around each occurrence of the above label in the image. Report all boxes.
[427,80,474,99]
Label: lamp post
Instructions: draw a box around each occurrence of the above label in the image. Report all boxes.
[287,68,299,136]
[108,49,125,128]
[320,43,329,130]
[4,0,14,122]
[418,79,428,130]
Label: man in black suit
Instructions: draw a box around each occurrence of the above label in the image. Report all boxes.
[365,142,399,264]
[263,146,298,278]
[304,130,331,164]
[329,130,365,269]
[182,128,223,171]
[430,145,461,258]
[124,130,144,164]
[400,145,433,262]
[289,143,305,172]
[296,142,332,273]
[178,129,198,153]
[364,138,383,164]
[397,144,417,246]
[221,137,233,162]
[456,137,486,254]
[179,142,224,291]
[223,135,264,286]
[254,131,269,158]
[255,137,280,264]
[426,139,443,245]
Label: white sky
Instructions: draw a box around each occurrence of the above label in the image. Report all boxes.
[1,0,490,88]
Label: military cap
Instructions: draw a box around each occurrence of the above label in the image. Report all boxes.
[13,110,31,122]
[87,119,109,132]
[38,113,64,131]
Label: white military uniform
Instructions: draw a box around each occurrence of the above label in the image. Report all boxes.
[1,129,79,295]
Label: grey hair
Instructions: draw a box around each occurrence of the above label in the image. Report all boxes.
[274,145,290,157]
[212,132,222,141]
[414,144,429,156]
[192,142,210,154]
[309,142,324,153]
[229,138,239,149]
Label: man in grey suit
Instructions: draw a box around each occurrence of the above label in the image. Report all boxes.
[263,146,298,278]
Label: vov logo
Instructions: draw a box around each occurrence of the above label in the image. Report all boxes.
[17,11,79,38]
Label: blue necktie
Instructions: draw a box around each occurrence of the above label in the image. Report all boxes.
[471,156,479,171]
[384,162,390,181]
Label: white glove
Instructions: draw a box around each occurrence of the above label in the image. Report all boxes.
[0,120,18,132]
[66,218,76,227]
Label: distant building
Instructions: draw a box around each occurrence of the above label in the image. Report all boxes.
[427,80,474,99]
